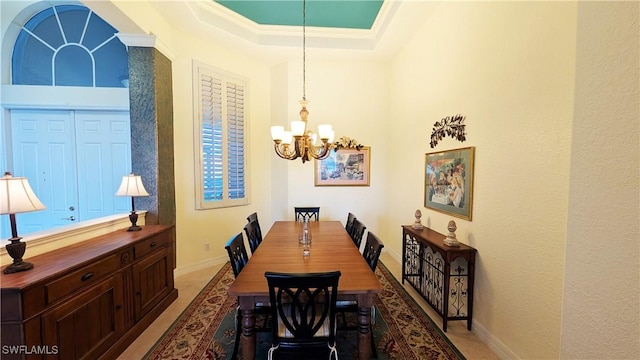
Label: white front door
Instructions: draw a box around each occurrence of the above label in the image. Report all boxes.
[74,110,131,221]
[10,109,78,234]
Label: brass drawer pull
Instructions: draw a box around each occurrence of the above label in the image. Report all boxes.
[150,241,157,247]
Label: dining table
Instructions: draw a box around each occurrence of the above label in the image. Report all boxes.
[227,220,382,360]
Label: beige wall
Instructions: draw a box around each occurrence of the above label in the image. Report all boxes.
[2,1,638,359]
[277,59,391,229]
[96,1,276,273]
[562,2,639,358]
[170,35,274,272]
[389,2,576,358]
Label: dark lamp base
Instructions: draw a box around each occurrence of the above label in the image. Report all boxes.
[3,260,34,274]
[4,236,34,274]
[127,211,142,231]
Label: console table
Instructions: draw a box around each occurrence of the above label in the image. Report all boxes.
[0,225,177,359]
[402,225,476,332]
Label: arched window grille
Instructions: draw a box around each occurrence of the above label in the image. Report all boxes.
[11,4,128,87]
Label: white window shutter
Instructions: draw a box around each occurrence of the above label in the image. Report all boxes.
[194,62,248,209]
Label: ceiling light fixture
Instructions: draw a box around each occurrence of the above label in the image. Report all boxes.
[270,0,335,163]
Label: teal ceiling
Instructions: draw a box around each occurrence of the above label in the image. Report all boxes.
[215,0,384,29]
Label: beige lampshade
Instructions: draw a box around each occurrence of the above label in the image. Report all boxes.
[115,173,149,197]
[0,172,46,215]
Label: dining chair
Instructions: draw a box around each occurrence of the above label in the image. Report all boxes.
[362,231,385,273]
[224,233,270,359]
[294,206,320,222]
[225,232,249,278]
[265,270,341,360]
[336,231,385,358]
[244,219,262,254]
[350,219,367,250]
[246,212,262,243]
[345,212,357,235]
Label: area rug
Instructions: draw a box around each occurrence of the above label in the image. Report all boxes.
[144,261,465,360]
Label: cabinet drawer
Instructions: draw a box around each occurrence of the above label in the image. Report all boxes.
[45,254,120,304]
[134,231,170,259]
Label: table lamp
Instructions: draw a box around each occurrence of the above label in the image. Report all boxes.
[1,172,46,274]
[115,173,149,231]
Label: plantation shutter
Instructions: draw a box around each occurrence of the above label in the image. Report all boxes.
[195,62,248,209]
[226,82,245,199]
[201,74,224,201]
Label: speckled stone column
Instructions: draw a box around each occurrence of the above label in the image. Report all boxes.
[127,47,175,226]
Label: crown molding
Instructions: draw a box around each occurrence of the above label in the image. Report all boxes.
[185,0,400,50]
[116,33,176,60]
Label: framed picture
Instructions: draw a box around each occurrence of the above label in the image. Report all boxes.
[424,146,475,220]
[315,147,371,186]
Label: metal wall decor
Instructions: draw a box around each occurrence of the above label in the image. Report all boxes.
[430,114,466,148]
[333,136,364,151]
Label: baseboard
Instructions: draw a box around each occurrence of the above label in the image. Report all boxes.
[383,247,402,265]
[383,247,518,359]
[471,320,519,359]
[174,255,227,277]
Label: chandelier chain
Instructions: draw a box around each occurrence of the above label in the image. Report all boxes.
[302,0,306,100]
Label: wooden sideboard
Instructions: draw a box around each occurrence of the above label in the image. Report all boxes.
[401,225,476,332]
[0,225,177,359]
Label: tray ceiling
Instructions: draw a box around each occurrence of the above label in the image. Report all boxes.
[215,0,384,29]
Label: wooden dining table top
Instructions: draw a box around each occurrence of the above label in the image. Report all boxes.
[227,220,382,297]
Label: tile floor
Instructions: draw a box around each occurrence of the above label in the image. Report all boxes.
[118,252,498,359]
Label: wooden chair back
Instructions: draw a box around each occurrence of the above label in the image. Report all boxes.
[244,219,262,254]
[294,207,320,222]
[265,271,341,359]
[350,219,367,249]
[224,233,249,278]
[362,231,385,272]
[345,212,357,234]
[246,212,263,245]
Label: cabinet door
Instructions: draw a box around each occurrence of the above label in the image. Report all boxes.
[132,247,173,321]
[41,275,124,360]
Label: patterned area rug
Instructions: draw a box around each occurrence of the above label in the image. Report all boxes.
[144,261,465,360]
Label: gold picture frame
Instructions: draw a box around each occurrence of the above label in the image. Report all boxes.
[424,146,475,220]
[315,147,371,186]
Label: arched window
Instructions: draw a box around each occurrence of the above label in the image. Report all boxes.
[11,4,128,87]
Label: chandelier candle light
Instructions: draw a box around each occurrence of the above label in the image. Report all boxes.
[270,0,335,163]
[115,173,149,231]
[1,172,46,274]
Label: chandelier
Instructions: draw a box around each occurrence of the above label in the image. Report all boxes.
[270,0,334,163]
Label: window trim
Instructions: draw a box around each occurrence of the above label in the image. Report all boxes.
[11,4,128,88]
[192,60,250,210]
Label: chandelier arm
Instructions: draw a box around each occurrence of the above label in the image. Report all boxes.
[285,147,299,160]
[307,142,333,160]
[274,144,297,160]
[273,144,288,159]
